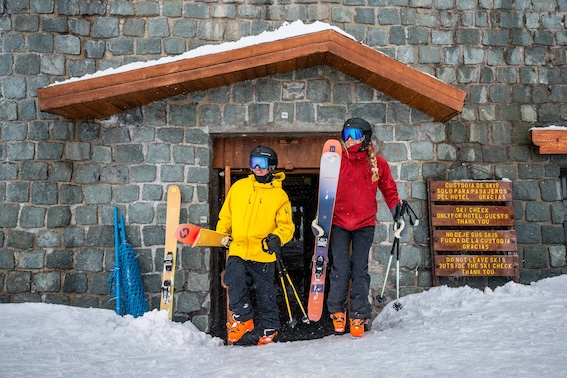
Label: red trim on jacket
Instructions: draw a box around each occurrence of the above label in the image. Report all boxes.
[332,146,400,231]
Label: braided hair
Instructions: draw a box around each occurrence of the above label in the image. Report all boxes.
[366,142,379,182]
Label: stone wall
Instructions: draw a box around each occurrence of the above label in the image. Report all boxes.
[1,0,567,330]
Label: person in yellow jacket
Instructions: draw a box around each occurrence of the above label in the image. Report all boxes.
[216,146,294,346]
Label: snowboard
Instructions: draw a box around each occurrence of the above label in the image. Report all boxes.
[307,139,342,321]
[160,185,181,320]
[174,223,229,247]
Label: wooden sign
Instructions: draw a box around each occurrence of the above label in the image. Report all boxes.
[434,255,519,277]
[431,205,515,226]
[428,180,518,285]
[429,181,512,202]
[433,230,517,251]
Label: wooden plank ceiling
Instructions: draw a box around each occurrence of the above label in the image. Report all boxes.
[37,29,467,122]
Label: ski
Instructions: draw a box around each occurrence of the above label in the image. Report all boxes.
[307,139,342,321]
[174,223,229,247]
[160,185,181,320]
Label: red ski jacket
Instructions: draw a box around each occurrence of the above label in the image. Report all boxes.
[332,147,400,231]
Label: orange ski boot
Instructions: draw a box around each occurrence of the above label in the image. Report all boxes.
[227,316,254,343]
[330,312,346,333]
[258,329,278,346]
[349,318,367,337]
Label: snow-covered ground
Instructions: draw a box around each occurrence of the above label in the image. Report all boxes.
[1,275,566,377]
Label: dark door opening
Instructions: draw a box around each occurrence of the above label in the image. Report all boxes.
[209,170,334,342]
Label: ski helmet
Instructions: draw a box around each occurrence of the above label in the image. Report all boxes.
[342,117,372,151]
[250,146,278,172]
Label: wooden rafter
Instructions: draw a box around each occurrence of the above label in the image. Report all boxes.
[37,30,466,122]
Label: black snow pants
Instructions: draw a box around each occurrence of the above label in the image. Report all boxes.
[224,256,279,331]
[326,225,375,320]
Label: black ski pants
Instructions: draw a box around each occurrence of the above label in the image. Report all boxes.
[326,225,374,320]
[224,256,279,331]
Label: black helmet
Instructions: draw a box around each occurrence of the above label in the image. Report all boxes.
[342,117,372,151]
[250,146,278,172]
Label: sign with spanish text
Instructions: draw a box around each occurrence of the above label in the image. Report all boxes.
[428,180,519,285]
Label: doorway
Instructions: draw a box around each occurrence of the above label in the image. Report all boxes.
[209,136,336,342]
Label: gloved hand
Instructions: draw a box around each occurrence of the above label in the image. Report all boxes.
[264,233,281,255]
[391,202,402,223]
[221,235,232,248]
[311,218,324,237]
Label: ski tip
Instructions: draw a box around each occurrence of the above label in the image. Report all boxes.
[175,223,199,245]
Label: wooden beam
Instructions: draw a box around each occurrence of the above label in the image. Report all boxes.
[37,29,466,122]
[530,128,567,154]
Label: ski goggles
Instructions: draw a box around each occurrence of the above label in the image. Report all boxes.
[250,156,269,169]
[342,127,364,141]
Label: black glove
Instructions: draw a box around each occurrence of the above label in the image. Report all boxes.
[391,202,402,223]
[264,234,281,255]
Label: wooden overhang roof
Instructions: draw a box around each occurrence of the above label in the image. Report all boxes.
[37,29,466,122]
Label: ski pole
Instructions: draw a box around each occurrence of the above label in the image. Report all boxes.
[275,255,296,328]
[113,207,121,315]
[277,254,309,324]
[393,221,404,311]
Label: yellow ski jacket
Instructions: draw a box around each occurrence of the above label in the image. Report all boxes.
[216,172,295,263]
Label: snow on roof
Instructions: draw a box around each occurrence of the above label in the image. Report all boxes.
[529,125,567,130]
[50,20,354,87]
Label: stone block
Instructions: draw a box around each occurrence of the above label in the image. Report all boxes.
[32,182,58,205]
[3,77,26,99]
[92,17,119,38]
[86,226,114,248]
[148,18,169,37]
[164,37,186,53]
[7,271,31,293]
[131,165,157,183]
[100,166,128,184]
[90,146,111,164]
[40,54,65,75]
[37,230,61,248]
[77,249,104,272]
[0,250,15,269]
[6,177,30,199]
[172,19,196,38]
[46,250,74,269]
[64,227,85,248]
[549,245,566,267]
[18,250,45,269]
[75,206,96,225]
[84,185,112,204]
[109,38,135,56]
[115,144,144,164]
[85,41,104,59]
[79,0,107,15]
[20,206,46,228]
[63,273,87,293]
[515,222,542,244]
[47,206,72,228]
[54,34,80,55]
[7,230,35,249]
[49,162,72,182]
[523,245,548,269]
[176,291,201,312]
[34,272,61,292]
[199,105,222,127]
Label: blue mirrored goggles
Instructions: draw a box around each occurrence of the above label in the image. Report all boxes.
[250,156,269,169]
[342,127,363,141]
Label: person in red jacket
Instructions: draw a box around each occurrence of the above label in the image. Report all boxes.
[324,117,402,337]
